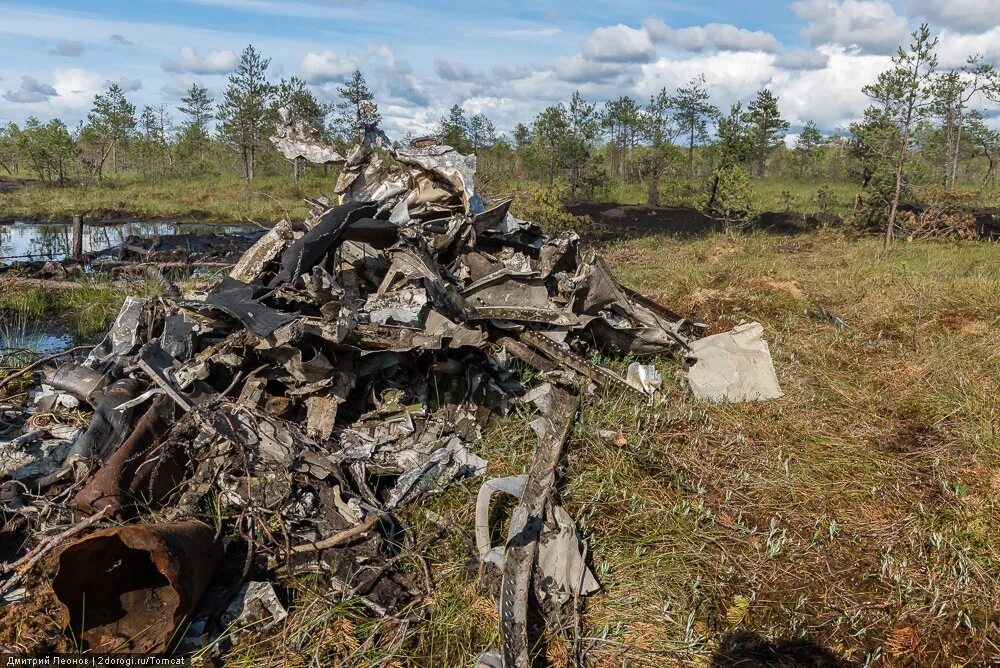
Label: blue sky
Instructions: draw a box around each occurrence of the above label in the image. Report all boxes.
[1,0,998,138]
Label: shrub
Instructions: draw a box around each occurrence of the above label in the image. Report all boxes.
[509,186,591,235]
[709,165,760,225]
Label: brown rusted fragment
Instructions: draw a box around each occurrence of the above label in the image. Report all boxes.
[52,520,224,653]
[72,397,184,519]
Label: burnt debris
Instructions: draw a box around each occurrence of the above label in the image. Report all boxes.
[0,112,781,664]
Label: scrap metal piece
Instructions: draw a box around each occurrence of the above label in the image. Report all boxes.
[518,329,641,398]
[386,438,486,508]
[72,397,181,518]
[42,363,106,405]
[56,378,143,465]
[230,219,296,284]
[625,362,662,397]
[394,138,479,215]
[476,475,598,604]
[305,395,340,441]
[52,520,224,653]
[685,321,783,402]
[270,107,344,164]
[269,201,379,288]
[806,306,848,331]
[204,277,298,339]
[498,388,578,668]
[220,580,288,632]
[84,297,147,369]
[0,429,75,482]
[364,287,429,327]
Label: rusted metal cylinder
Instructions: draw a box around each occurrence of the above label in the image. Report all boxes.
[52,520,224,653]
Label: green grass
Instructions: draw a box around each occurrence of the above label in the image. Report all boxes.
[496,174,862,218]
[0,172,334,223]
[0,275,164,337]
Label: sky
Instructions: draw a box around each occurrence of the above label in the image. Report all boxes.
[1,0,999,140]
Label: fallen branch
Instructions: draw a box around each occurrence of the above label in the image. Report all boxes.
[289,512,381,554]
[0,277,130,290]
[0,507,109,596]
[0,345,95,398]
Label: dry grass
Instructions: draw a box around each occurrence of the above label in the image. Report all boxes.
[5,231,998,666]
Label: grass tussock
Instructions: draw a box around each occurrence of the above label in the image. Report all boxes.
[4,232,998,665]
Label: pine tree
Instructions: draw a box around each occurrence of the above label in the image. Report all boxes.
[565,91,602,199]
[930,56,999,188]
[795,120,824,176]
[87,83,137,176]
[178,83,214,136]
[743,89,789,177]
[671,75,719,176]
[602,96,642,180]
[716,103,753,169]
[217,45,275,181]
[533,104,569,186]
[468,113,496,152]
[335,70,380,142]
[641,88,680,205]
[438,105,470,152]
[860,24,939,246]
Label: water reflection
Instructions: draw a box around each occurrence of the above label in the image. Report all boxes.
[0,318,74,356]
[0,220,258,264]
[0,330,74,355]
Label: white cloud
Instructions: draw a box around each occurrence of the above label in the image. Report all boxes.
[384,74,430,107]
[367,43,411,75]
[582,24,656,63]
[51,68,104,109]
[483,27,562,39]
[553,54,640,84]
[109,33,133,46]
[644,19,781,53]
[936,26,1000,67]
[162,47,237,75]
[299,50,357,84]
[104,77,143,92]
[434,59,486,83]
[775,48,830,70]
[911,0,1000,34]
[49,40,84,57]
[770,48,890,128]
[160,74,205,97]
[791,0,909,54]
[2,75,58,103]
[637,51,776,103]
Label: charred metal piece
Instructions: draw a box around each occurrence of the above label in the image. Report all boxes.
[517,329,643,398]
[498,388,578,668]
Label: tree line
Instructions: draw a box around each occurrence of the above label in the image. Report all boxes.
[1,27,998,244]
[0,45,379,184]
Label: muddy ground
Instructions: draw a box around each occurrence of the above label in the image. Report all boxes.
[567,203,841,240]
[568,202,1000,241]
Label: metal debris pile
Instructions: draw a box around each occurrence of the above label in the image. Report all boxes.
[0,116,781,664]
